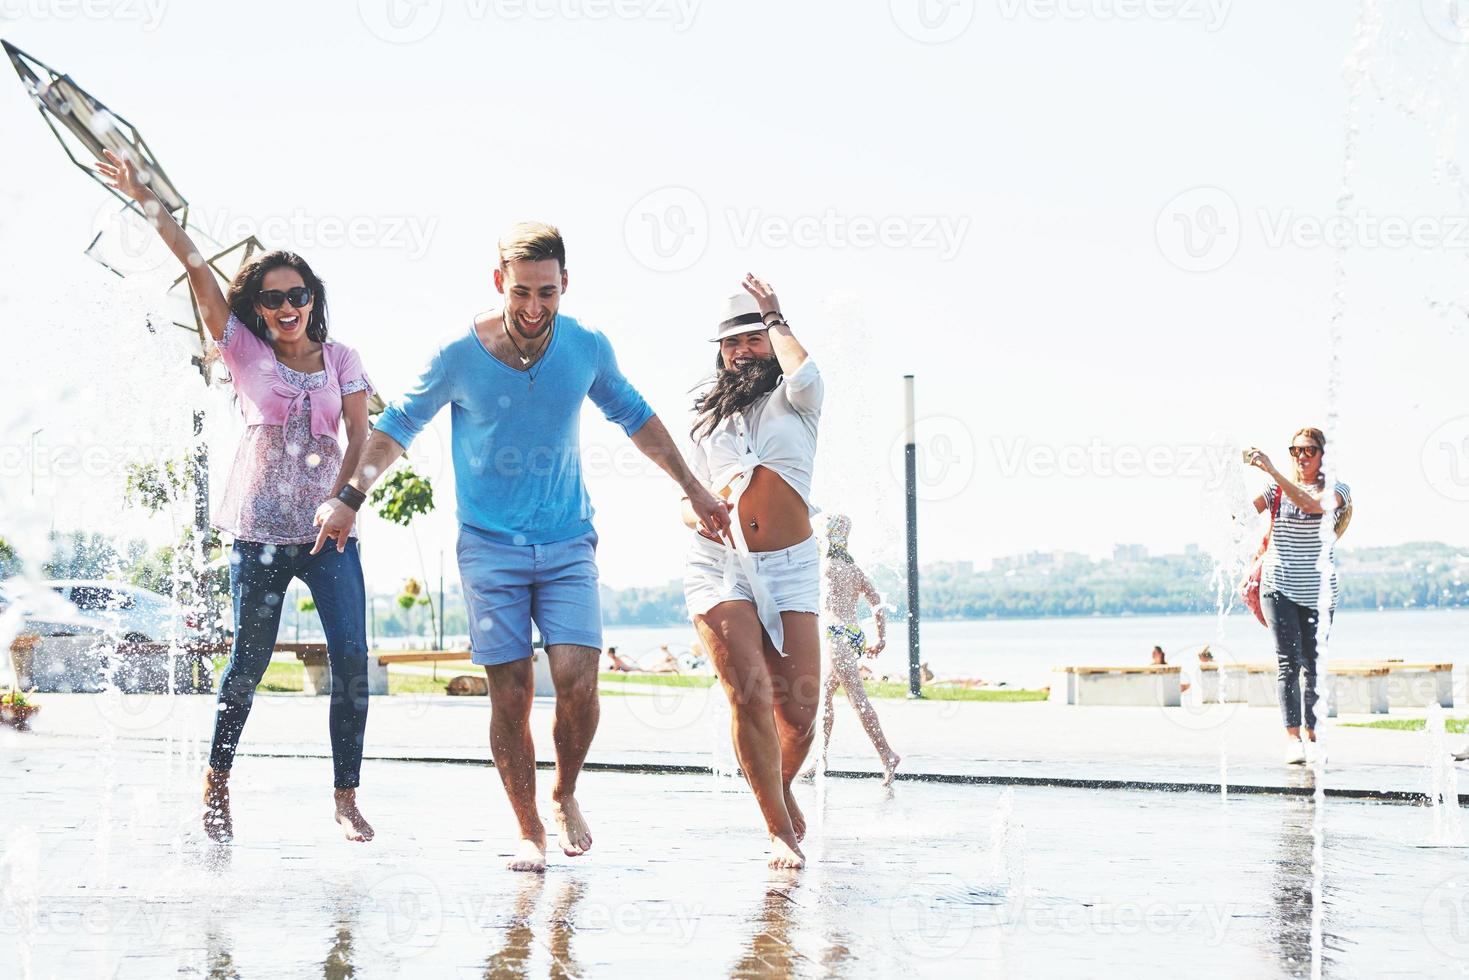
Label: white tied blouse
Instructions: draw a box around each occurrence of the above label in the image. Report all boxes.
[689,357,823,653]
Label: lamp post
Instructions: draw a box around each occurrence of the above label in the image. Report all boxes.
[904,375,922,699]
[28,428,42,497]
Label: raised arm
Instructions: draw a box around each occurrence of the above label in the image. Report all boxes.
[741,274,808,376]
[94,149,230,342]
[1246,451,1344,514]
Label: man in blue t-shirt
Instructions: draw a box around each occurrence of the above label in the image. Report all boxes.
[315,222,728,872]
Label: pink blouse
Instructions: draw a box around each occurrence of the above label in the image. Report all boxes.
[212,315,372,544]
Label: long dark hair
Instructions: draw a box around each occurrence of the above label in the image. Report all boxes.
[690,351,782,442]
[226,250,329,344]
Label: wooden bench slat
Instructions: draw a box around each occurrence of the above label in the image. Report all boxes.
[1052,666,1181,675]
[375,652,474,665]
[115,642,231,656]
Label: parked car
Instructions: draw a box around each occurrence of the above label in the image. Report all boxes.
[1,580,217,693]
[45,579,206,644]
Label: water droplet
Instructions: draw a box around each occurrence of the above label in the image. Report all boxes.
[306,453,322,468]
[478,617,494,631]
[512,534,527,546]
[498,395,511,408]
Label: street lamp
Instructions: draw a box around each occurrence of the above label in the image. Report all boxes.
[29,428,43,498]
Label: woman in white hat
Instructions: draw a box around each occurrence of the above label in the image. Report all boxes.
[680,273,823,870]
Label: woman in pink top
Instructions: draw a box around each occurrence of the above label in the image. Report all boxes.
[97,150,376,845]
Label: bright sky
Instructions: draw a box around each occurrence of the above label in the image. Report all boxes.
[2,0,1469,592]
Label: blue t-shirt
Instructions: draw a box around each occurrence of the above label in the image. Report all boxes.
[373,314,654,544]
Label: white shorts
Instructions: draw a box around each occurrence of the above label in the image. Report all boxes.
[683,533,821,621]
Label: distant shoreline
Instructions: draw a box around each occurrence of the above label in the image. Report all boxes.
[602,605,1466,630]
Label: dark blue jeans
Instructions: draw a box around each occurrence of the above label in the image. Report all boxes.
[1261,591,1329,731]
[209,539,370,789]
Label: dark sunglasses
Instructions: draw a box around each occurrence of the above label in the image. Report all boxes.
[1288,445,1321,459]
[257,286,313,310]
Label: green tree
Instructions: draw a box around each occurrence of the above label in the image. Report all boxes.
[372,463,439,646]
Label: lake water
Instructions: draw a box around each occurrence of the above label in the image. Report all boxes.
[600,608,1469,690]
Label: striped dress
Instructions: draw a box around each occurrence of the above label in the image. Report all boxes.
[1260,481,1352,611]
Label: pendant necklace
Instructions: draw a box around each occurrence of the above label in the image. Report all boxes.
[502,311,553,390]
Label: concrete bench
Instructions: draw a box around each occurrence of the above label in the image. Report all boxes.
[1334,661,1452,709]
[1237,663,1390,716]
[1326,667,1391,716]
[1050,665,1181,707]
[279,644,555,697]
[1193,663,1248,703]
[14,634,225,694]
[112,641,227,694]
[278,642,399,696]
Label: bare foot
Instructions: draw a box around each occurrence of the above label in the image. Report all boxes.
[882,752,902,788]
[769,834,806,870]
[508,835,548,873]
[334,789,375,843]
[783,787,806,842]
[550,797,593,857]
[203,769,233,844]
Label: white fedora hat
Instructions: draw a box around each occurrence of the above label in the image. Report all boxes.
[710,291,767,342]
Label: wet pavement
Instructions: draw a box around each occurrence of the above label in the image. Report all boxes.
[11,690,1469,800]
[4,743,1469,978]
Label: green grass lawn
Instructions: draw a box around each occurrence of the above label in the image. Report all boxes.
[222,659,454,696]
[598,672,716,688]
[1341,717,1469,734]
[225,662,1044,702]
[597,671,1047,702]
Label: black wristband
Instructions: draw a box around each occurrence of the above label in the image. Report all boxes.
[762,310,784,326]
[337,484,367,511]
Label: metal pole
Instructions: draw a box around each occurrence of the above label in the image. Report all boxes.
[438,550,445,651]
[190,410,222,644]
[192,411,208,534]
[28,428,42,497]
[905,375,922,699]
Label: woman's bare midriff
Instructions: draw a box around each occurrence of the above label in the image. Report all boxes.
[725,465,812,552]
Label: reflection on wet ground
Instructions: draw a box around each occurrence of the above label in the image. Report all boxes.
[2,746,1467,978]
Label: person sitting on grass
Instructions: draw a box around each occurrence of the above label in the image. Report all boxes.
[605,647,639,673]
[649,645,683,674]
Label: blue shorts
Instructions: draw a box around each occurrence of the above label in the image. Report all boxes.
[456,524,603,666]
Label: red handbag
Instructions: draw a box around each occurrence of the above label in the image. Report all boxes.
[1240,486,1283,627]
